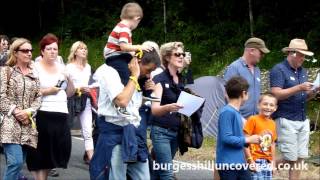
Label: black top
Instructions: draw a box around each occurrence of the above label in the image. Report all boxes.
[151,69,184,131]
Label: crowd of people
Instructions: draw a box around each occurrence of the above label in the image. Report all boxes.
[0,2,319,180]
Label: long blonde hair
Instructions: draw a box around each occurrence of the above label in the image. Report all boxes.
[6,38,31,67]
[67,41,88,67]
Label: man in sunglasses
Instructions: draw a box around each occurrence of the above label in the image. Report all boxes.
[223,37,270,119]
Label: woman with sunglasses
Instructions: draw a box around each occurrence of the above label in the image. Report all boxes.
[0,38,41,180]
[150,42,185,179]
[26,33,75,180]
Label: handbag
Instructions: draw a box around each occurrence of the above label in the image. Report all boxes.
[178,88,204,155]
[179,108,204,149]
[68,93,88,116]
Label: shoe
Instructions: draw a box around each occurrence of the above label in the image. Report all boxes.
[114,105,131,117]
[48,168,59,177]
[18,174,28,180]
[143,96,160,102]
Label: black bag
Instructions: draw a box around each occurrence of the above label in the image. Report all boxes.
[179,108,204,149]
[178,88,204,155]
[67,93,88,125]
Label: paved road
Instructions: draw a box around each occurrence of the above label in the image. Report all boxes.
[0,136,213,180]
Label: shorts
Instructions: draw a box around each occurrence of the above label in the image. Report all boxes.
[276,117,310,161]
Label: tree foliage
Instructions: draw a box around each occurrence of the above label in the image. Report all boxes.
[1,0,319,75]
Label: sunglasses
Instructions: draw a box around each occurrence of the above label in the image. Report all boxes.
[173,52,186,57]
[17,49,33,53]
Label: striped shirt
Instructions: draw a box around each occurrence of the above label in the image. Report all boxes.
[103,22,132,59]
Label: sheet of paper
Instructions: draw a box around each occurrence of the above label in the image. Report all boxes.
[177,91,205,117]
[312,73,320,90]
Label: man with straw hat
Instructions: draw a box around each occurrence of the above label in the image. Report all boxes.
[270,38,319,180]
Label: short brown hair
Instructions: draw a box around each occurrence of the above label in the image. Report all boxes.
[120,2,143,20]
[225,76,249,99]
[259,92,277,104]
[160,42,184,68]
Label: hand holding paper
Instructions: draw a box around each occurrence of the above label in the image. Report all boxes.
[177,91,205,117]
[312,73,320,90]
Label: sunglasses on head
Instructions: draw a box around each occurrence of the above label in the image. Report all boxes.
[173,52,185,57]
[17,49,33,53]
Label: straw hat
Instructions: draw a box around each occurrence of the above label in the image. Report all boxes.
[282,38,314,56]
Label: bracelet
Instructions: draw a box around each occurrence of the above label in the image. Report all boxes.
[247,157,253,161]
[129,76,141,91]
[76,88,82,96]
[26,110,37,129]
[135,48,143,58]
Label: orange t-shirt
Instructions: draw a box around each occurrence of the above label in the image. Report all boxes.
[243,115,277,162]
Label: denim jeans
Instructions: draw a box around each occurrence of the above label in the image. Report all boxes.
[2,143,26,180]
[109,145,150,180]
[105,54,131,85]
[150,125,179,180]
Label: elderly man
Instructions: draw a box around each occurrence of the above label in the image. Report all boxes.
[270,38,319,180]
[224,37,270,118]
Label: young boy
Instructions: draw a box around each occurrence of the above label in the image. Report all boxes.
[104,2,152,85]
[216,76,261,179]
[244,93,278,180]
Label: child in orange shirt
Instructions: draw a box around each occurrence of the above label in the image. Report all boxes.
[244,93,278,180]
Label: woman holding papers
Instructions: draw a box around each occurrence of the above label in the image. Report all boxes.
[150,42,185,180]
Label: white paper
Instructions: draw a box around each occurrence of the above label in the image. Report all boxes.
[312,73,320,90]
[177,91,205,117]
[89,82,100,88]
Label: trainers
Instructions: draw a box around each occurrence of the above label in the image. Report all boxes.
[48,168,59,177]
[114,105,131,118]
[18,174,28,180]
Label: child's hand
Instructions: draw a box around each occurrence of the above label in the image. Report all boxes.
[140,45,153,52]
[246,134,261,144]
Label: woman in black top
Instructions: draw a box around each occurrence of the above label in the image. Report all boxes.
[151,42,185,180]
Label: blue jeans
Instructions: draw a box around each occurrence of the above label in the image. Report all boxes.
[105,54,131,85]
[150,125,178,180]
[109,145,150,180]
[2,144,26,180]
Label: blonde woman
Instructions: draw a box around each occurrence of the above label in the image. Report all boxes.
[65,41,94,162]
[0,38,41,180]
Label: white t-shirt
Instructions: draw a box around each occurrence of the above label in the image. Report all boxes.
[33,61,68,113]
[94,64,142,127]
[65,63,91,88]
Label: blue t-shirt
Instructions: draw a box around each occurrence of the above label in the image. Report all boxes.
[216,105,246,164]
[224,58,260,118]
[269,59,308,121]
